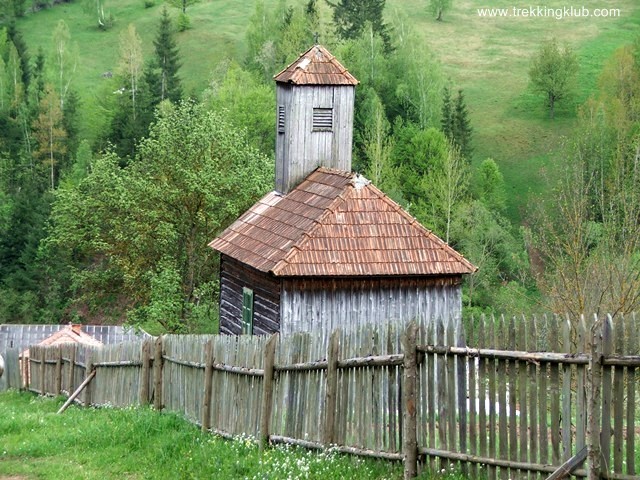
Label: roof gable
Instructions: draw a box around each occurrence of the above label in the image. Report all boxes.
[209,168,476,277]
[274,45,359,86]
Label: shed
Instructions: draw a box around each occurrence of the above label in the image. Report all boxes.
[209,45,476,336]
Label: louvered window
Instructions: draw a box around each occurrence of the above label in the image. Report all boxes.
[278,106,285,133]
[312,107,333,131]
[242,287,254,335]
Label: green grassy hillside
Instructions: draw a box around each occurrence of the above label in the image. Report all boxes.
[15,0,640,222]
[390,0,640,221]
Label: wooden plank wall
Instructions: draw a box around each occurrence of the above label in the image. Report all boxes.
[25,314,640,480]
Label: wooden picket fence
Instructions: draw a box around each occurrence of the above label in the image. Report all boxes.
[25,314,640,480]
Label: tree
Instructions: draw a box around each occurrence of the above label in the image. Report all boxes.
[32,84,66,190]
[148,7,181,104]
[327,0,392,52]
[428,0,452,21]
[476,158,506,213]
[440,85,453,138]
[46,101,272,330]
[118,24,143,121]
[52,20,77,110]
[529,38,578,119]
[452,88,472,158]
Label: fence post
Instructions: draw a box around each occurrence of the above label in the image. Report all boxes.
[153,336,164,411]
[84,348,94,407]
[587,315,604,480]
[259,334,278,453]
[54,345,62,396]
[403,321,419,480]
[323,329,340,447]
[39,347,45,396]
[22,350,29,391]
[67,344,76,396]
[201,339,214,432]
[139,340,151,405]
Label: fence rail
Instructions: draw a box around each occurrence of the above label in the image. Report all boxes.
[22,314,640,480]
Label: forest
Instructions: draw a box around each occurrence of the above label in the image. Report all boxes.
[0,0,638,333]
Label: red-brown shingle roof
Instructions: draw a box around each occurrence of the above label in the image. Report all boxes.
[209,168,476,277]
[274,44,359,86]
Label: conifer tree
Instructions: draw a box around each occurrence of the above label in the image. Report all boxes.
[453,88,472,158]
[440,85,453,139]
[150,7,182,104]
[7,22,29,89]
[326,0,392,52]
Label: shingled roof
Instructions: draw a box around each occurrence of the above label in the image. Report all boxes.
[273,44,359,86]
[209,168,476,277]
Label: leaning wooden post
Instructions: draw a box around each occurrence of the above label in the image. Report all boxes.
[259,334,278,453]
[586,315,604,480]
[153,336,164,411]
[403,321,419,480]
[323,329,340,447]
[139,340,151,405]
[201,339,214,432]
[39,347,45,396]
[54,345,63,396]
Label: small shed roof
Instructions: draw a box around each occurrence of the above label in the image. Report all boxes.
[273,44,359,86]
[37,324,103,348]
[0,324,149,353]
[209,168,476,277]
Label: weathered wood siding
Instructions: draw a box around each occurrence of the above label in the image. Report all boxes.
[275,84,355,193]
[279,276,462,336]
[218,255,280,335]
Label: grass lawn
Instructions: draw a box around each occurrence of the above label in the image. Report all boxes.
[0,390,468,479]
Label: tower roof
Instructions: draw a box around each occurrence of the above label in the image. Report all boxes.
[273,45,359,86]
[209,168,476,277]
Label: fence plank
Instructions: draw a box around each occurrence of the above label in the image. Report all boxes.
[467,318,478,479]
[498,315,509,480]
[456,322,467,476]
[517,316,529,480]
[488,316,497,480]
[54,346,62,395]
[529,316,539,479]
[576,316,587,455]
[324,329,340,446]
[201,339,213,432]
[507,315,517,479]
[549,315,561,466]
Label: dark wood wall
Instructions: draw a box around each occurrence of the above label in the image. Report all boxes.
[218,255,281,335]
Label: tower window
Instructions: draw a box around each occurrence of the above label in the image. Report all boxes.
[312,107,333,132]
[278,106,285,133]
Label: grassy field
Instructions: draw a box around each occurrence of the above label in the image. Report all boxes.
[13,0,640,222]
[0,390,469,480]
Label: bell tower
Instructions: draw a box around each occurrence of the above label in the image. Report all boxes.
[273,45,359,194]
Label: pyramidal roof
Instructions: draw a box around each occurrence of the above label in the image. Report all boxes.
[209,168,476,277]
[273,44,359,86]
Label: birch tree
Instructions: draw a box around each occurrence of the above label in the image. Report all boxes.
[118,24,143,121]
[32,84,66,190]
[52,20,77,110]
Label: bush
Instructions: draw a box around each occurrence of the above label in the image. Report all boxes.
[176,12,191,31]
[144,0,154,8]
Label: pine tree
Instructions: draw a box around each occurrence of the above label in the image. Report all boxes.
[7,22,29,89]
[440,85,453,139]
[150,7,182,104]
[327,0,392,52]
[453,88,472,158]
